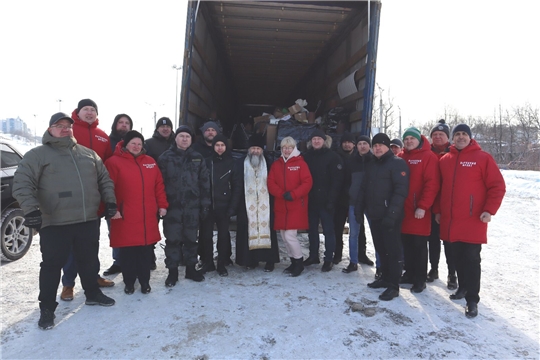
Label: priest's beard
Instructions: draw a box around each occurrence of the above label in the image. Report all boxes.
[248,152,264,169]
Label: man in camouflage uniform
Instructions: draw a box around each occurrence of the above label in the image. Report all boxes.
[158,125,211,286]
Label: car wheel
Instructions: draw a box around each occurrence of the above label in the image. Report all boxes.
[1,208,33,261]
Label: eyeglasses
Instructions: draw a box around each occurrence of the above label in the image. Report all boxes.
[51,124,73,129]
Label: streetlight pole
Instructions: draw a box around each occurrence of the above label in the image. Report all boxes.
[33,114,37,145]
[57,99,62,112]
[398,106,402,138]
[172,65,182,129]
[376,84,384,133]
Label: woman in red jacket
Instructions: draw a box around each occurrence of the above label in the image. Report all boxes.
[268,137,313,277]
[398,128,440,293]
[105,131,168,295]
[436,124,505,318]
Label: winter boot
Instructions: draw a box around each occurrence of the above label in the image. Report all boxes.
[165,267,179,287]
[358,253,374,266]
[283,258,295,274]
[290,258,304,277]
[38,309,56,330]
[342,263,358,274]
[447,274,458,290]
[217,261,228,277]
[449,287,467,300]
[466,302,478,318]
[426,268,439,282]
[185,264,205,282]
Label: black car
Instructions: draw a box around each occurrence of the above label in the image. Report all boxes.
[1,140,33,261]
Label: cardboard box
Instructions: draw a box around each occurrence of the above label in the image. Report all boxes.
[288,104,302,115]
[294,112,307,122]
[266,124,277,150]
[253,115,271,124]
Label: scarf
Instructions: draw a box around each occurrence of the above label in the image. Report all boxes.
[244,156,271,249]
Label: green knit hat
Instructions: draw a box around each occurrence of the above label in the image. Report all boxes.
[402,127,422,142]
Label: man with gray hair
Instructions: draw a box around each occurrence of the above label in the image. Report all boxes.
[235,133,280,271]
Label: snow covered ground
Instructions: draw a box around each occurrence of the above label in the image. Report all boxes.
[1,136,539,359]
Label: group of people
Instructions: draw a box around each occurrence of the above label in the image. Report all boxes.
[13,99,505,330]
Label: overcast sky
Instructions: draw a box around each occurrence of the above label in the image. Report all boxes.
[1,0,538,137]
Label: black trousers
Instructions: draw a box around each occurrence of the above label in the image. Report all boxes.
[39,220,101,311]
[452,242,482,304]
[198,209,232,263]
[370,218,403,290]
[401,234,428,285]
[119,245,154,286]
[163,207,199,267]
[333,205,348,259]
[428,214,456,275]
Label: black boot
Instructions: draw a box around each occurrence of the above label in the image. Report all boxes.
[290,258,304,277]
[185,264,205,282]
[358,253,374,266]
[465,302,478,318]
[303,256,320,266]
[342,263,358,274]
[165,267,179,287]
[283,258,294,274]
[217,261,228,277]
[426,268,439,282]
[199,261,216,274]
[447,274,458,290]
[449,287,467,300]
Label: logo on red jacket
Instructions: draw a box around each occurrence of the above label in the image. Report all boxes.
[288,166,300,171]
[95,135,108,143]
[460,161,477,167]
[143,163,156,169]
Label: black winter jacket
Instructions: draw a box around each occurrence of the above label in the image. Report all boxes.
[355,150,409,222]
[158,146,211,210]
[348,151,373,206]
[335,147,355,207]
[192,138,214,159]
[303,147,344,209]
[205,150,242,215]
[144,131,175,162]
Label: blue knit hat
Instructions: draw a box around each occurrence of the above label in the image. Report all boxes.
[452,124,472,138]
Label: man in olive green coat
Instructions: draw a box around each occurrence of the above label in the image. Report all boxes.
[13,112,118,330]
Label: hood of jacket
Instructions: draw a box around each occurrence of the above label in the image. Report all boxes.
[71,109,100,129]
[282,146,301,163]
[42,130,77,148]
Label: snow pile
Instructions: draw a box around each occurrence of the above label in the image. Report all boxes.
[1,137,539,359]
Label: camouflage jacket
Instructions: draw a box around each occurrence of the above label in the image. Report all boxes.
[158,146,211,210]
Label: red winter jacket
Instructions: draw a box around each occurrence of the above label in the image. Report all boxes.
[437,139,505,244]
[267,149,313,230]
[105,142,168,248]
[71,109,113,161]
[398,135,440,236]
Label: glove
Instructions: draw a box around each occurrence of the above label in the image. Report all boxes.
[381,217,395,231]
[283,192,293,201]
[24,210,42,229]
[105,203,117,220]
[200,207,210,221]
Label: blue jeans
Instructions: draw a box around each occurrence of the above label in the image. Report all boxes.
[308,207,336,262]
[347,206,359,264]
